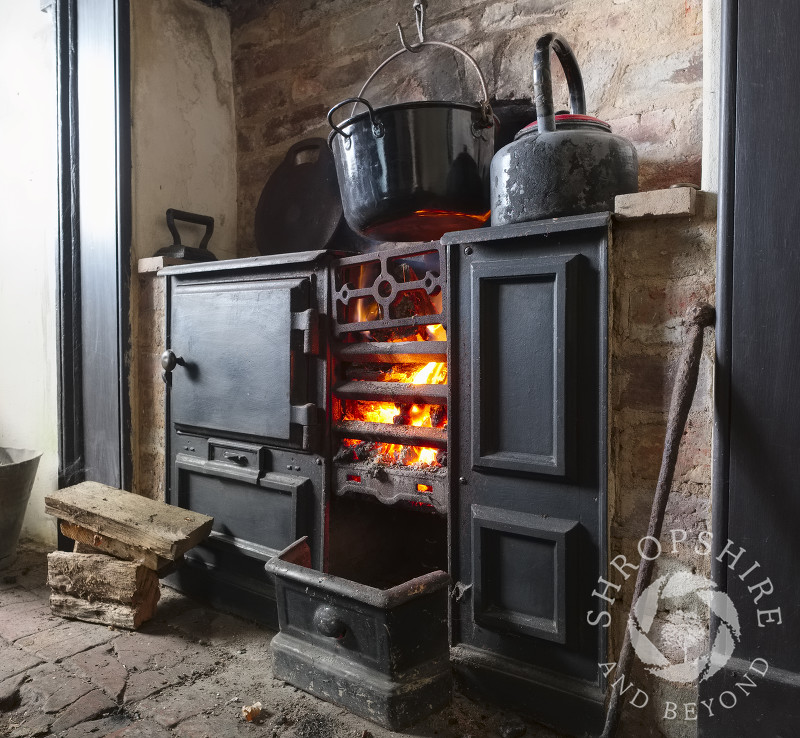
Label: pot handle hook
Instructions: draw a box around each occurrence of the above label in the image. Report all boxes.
[533,33,586,134]
[327,97,385,147]
[354,40,493,128]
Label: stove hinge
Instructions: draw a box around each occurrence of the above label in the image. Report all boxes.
[292,308,320,355]
[451,582,472,602]
[291,402,320,451]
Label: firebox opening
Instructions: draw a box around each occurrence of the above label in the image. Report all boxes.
[327,495,447,590]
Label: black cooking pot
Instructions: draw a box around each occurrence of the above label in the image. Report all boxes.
[328,40,495,242]
[490,33,638,226]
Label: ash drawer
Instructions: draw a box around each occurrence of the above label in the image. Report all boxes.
[175,453,310,560]
[266,538,452,731]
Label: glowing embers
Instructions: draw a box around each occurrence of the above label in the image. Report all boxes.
[334,359,447,469]
[336,440,445,469]
[363,209,491,242]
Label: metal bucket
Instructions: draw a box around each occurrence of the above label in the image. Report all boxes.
[0,447,42,569]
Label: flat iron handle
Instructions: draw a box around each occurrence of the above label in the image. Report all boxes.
[166,208,215,250]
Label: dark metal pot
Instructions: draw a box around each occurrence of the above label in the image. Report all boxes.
[490,33,638,226]
[328,40,495,242]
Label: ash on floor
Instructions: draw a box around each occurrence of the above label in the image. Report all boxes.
[0,542,565,738]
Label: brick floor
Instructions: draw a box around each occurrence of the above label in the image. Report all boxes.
[0,542,562,738]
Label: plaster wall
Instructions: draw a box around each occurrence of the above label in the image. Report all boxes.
[130,0,238,263]
[0,0,59,546]
[129,0,237,497]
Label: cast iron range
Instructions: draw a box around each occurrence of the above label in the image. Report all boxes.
[330,242,449,513]
[267,242,452,731]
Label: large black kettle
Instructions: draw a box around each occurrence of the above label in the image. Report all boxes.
[490,33,638,226]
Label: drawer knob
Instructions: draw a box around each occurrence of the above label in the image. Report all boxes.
[313,605,347,639]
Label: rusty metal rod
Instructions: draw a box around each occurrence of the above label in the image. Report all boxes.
[600,302,715,738]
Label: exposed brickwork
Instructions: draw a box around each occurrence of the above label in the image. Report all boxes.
[607,193,716,737]
[230,0,703,254]
[130,267,172,501]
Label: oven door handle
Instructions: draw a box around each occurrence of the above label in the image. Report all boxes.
[176,454,311,495]
[176,453,260,485]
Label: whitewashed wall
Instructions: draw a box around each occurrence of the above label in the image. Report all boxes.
[0,0,59,546]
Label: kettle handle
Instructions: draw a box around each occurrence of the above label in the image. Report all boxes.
[533,33,586,133]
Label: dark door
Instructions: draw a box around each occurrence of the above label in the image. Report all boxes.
[444,215,609,737]
[701,1,800,734]
[169,276,316,449]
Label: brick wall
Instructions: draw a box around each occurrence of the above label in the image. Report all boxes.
[230,0,703,255]
[608,192,716,737]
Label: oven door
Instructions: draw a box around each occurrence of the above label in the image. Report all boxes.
[168,276,319,450]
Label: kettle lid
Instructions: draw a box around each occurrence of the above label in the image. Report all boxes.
[515,113,611,140]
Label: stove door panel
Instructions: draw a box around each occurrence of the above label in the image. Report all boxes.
[170,277,314,448]
[447,218,608,737]
[470,256,577,477]
[471,504,578,645]
[175,453,311,559]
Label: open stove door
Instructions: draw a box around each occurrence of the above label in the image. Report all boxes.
[444,214,609,738]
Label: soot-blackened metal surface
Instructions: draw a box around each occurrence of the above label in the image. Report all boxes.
[334,462,447,513]
[332,242,447,336]
[330,243,449,514]
[161,252,333,628]
[443,214,609,737]
[267,538,452,730]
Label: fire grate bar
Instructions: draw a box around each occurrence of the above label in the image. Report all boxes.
[333,421,447,450]
[334,341,447,363]
[334,464,448,514]
[333,381,447,405]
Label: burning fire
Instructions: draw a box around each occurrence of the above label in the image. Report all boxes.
[342,360,447,467]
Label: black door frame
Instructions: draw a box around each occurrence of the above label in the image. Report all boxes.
[55,0,83,490]
[54,0,132,497]
[701,0,800,733]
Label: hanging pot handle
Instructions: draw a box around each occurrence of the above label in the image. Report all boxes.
[327,97,385,145]
[353,38,493,128]
[533,33,586,134]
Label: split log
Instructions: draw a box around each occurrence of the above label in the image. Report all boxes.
[47,552,160,630]
[49,593,157,630]
[47,552,159,605]
[45,482,213,561]
[63,522,181,576]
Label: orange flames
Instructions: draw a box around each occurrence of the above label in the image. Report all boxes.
[342,360,447,467]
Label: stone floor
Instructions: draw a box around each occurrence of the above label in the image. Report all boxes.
[0,542,564,738]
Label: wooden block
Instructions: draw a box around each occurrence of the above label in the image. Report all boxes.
[49,593,157,630]
[47,552,160,630]
[63,522,181,576]
[46,482,213,560]
[47,552,159,604]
